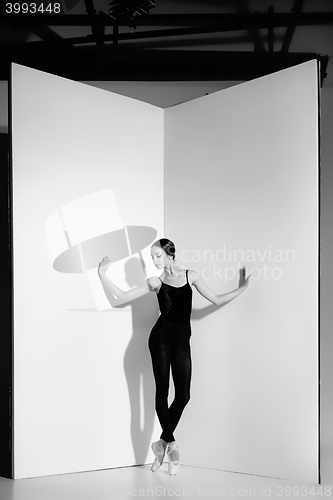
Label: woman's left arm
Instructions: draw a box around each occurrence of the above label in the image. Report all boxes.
[191,267,251,307]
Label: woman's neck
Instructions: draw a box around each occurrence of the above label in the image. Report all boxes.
[164,265,182,278]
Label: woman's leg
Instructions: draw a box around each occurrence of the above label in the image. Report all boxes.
[148,322,175,443]
[168,329,192,435]
[164,327,191,471]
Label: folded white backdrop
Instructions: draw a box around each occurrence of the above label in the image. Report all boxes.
[11,61,319,482]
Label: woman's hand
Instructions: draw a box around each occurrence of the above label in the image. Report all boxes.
[239,266,251,289]
[98,256,111,277]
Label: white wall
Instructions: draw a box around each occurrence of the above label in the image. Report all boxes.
[11,64,164,478]
[164,61,319,482]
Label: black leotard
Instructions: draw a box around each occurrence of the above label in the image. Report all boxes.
[148,269,193,443]
[156,269,193,324]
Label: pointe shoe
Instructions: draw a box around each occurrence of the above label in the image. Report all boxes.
[151,440,167,472]
[167,441,180,475]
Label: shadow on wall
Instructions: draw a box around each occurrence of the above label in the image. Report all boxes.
[101,256,159,465]
[45,186,160,464]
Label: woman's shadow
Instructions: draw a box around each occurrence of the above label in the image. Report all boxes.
[101,256,159,465]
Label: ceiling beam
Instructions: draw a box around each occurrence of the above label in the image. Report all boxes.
[268,6,274,53]
[1,48,328,85]
[83,0,105,48]
[30,24,70,44]
[281,0,304,53]
[2,12,333,31]
[3,11,332,48]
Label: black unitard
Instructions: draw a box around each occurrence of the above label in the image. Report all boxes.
[148,269,193,443]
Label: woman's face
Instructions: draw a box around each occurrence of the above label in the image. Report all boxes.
[150,246,168,269]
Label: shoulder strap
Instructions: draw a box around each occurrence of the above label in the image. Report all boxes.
[186,269,188,283]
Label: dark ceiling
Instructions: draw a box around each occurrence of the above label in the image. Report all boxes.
[1,0,333,86]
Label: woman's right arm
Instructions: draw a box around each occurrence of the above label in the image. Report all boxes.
[98,256,154,304]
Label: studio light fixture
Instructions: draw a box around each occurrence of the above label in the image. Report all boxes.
[108,0,157,30]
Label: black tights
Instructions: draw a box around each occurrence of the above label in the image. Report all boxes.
[148,317,192,443]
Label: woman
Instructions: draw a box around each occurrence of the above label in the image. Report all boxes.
[98,238,251,475]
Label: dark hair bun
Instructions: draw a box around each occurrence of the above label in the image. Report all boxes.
[152,238,176,260]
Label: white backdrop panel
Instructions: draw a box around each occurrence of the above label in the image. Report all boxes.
[164,61,319,482]
[11,64,164,479]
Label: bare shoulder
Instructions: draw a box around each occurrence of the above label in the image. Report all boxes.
[186,269,218,304]
[148,276,162,292]
[188,269,200,285]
